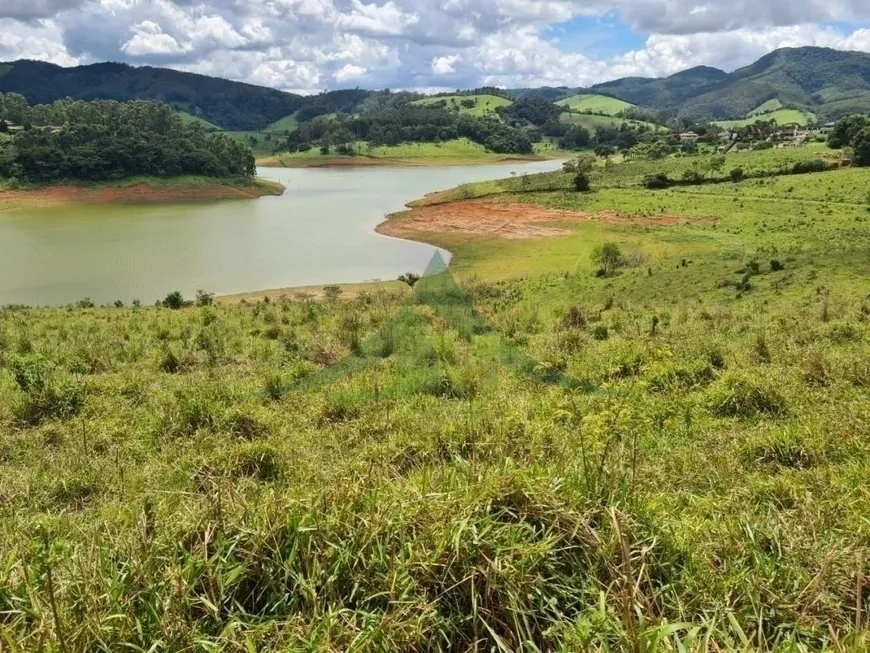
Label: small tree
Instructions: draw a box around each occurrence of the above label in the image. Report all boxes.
[323,285,342,301]
[162,291,186,310]
[398,272,421,288]
[592,243,623,276]
[729,168,745,183]
[573,172,590,192]
[853,128,870,167]
[195,290,215,307]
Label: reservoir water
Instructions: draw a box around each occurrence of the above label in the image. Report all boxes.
[0,160,562,306]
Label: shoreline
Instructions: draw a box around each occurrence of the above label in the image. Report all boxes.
[0,177,285,211]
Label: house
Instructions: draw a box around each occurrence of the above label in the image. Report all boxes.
[819,122,837,135]
[678,131,699,143]
[1,119,24,133]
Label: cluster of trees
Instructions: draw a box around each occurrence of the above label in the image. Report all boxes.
[282,105,533,154]
[0,93,255,182]
[828,115,870,165]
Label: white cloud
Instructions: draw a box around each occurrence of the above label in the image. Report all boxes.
[334,62,367,82]
[0,18,80,66]
[431,54,460,74]
[3,0,870,94]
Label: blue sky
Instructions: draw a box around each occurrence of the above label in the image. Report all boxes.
[1,0,870,93]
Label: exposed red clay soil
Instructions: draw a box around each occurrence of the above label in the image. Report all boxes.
[0,182,273,211]
[377,199,713,240]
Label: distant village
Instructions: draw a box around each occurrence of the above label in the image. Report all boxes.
[676,120,838,153]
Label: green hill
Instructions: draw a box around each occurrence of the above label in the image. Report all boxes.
[176,110,221,130]
[557,93,634,115]
[266,112,300,132]
[559,112,663,133]
[589,47,870,122]
[748,99,783,115]
[713,108,816,129]
[411,94,512,117]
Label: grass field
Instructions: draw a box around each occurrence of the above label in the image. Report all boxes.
[265,112,300,133]
[557,93,634,115]
[226,131,282,157]
[3,144,870,649]
[560,111,664,133]
[175,111,221,130]
[748,99,784,116]
[412,94,513,117]
[713,108,817,129]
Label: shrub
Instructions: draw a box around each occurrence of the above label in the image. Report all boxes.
[729,168,745,182]
[323,285,342,301]
[573,172,590,192]
[706,373,786,418]
[195,290,214,307]
[14,375,84,425]
[560,305,586,330]
[770,259,784,272]
[592,243,623,276]
[592,325,609,341]
[643,173,670,189]
[162,291,187,310]
[681,170,703,185]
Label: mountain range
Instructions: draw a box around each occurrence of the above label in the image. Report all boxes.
[2,46,869,131]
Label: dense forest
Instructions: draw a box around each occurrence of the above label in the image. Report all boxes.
[282,105,535,154]
[0,93,255,182]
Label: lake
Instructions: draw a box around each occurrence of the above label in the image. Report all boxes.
[0,161,562,306]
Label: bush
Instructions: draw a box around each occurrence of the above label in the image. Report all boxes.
[573,172,590,192]
[323,285,342,301]
[643,173,670,189]
[14,375,84,425]
[162,291,187,310]
[681,170,703,185]
[770,259,784,272]
[592,325,609,341]
[729,168,744,182]
[592,242,623,276]
[706,373,786,418]
[195,290,214,307]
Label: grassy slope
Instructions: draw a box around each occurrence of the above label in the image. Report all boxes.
[4,145,870,650]
[411,94,512,116]
[713,108,817,128]
[557,94,634,115]
[265,112,299,132]
[175,110,221,130]
[226,131,281,156]
[560,111,664,133]
[748,98,784,115]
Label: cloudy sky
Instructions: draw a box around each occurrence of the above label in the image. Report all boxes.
[1,0,870,93]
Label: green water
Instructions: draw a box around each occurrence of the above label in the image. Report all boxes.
[0,161,561,306]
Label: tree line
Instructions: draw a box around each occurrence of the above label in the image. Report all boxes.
[0,93,255,182]
[282,105,534,155]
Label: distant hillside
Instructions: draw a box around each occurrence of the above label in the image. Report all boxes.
[0,60,305,131]
[3,47,870,134]
[587,47,870,122]
[556,94,634,115]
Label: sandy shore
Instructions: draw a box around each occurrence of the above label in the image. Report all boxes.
[0,178,285,211]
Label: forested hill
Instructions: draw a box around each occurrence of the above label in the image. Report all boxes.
[0,60,303,131]
[587,47,870,121]
[3,46,870,132]
[0,93,255,182]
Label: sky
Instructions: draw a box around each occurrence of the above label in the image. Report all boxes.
[1,0,870,94]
